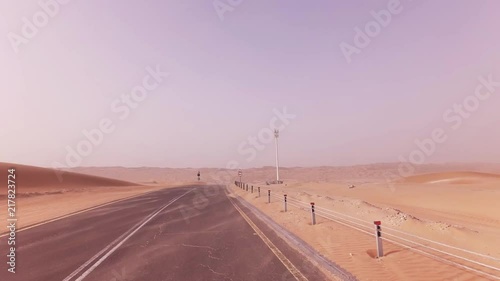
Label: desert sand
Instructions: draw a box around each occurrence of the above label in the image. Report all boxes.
[70,163,500,280]
[228,168,500,280]
[2,162,499,280]
[0,163,175,233]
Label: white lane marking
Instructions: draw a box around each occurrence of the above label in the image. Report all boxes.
[63,188,193,281]
[0,188,170,238]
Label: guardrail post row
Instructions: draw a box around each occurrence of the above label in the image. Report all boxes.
[374,221,383,258]
[268,190,271,203]
[284,194,287,212]
[311,202,316,225]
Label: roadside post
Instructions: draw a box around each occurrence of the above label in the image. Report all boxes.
[251,185,253,193]
[268,190,271,203]
[374,221,383,258]
[311,202,316,225]
[258,187,261,197]
[284,194,287,212]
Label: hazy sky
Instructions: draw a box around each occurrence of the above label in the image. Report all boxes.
[1,0,500,168]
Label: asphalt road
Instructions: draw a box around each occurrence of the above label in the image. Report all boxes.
[1,185,331,281]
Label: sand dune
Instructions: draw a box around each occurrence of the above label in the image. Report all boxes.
[226,166,500,280]
[67,163,500,185]
[0,162,137,188]
[0,163,169,232]
[231,179,500,280]
[401,171,500,184]
[3,162,500,279]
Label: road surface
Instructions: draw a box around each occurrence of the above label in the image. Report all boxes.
[1,185,333,281]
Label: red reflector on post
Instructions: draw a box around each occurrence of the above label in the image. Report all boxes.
[374,221,381,225]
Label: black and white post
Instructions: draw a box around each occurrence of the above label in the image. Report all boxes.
[258,186,261,197]
[374,221,383,258]
[238,169,242,186]
[268,190,271,203]
[311,202,316,225]
[284,194,287,212]
[274,129,280,183]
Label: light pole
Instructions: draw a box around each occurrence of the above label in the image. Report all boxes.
[274,129,280,183]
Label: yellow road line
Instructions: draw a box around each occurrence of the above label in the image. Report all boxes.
[227,195,308,281]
